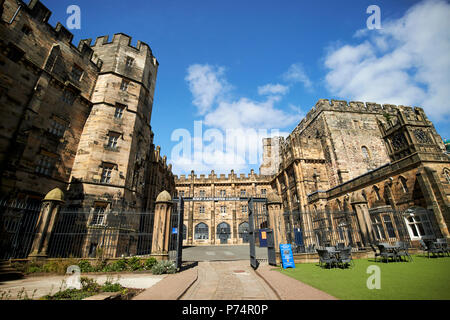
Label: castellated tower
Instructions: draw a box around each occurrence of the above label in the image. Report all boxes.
[69,34,159,211]
[259,137,284,176]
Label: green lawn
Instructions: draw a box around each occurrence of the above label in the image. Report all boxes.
[277,255,450,300]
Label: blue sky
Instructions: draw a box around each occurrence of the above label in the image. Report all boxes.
[43,0,450,175]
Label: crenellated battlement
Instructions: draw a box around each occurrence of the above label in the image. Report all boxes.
[11,0,102,68]
[88,33,157,63]
[174,168,272,183]
[291,98,427,137]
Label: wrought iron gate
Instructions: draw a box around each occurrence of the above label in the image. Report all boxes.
[168,198,184,270]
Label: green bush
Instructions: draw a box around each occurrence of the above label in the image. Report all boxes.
[80,277,101,293]
[151,260,176,275]
[127,257,142,271]
[144,257,157,270]
[106,258,128,272]
[77,260,94,273]
[101,281,124,292]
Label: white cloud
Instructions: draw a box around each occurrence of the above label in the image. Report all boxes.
[257,83,290,96]
[174,63,299,174]
[185,64,230,115]
[282,63,313,89]
[324,0,450,121]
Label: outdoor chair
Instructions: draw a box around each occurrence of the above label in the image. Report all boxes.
[395,241,413,262]
[420,240,443,258]
[337,248,354,268]
[436,238,450,256]
[316,249,338,268]
[370,244,381,262]
[377,244,395,263]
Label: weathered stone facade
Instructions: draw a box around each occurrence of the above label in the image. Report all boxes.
[175,169,273,245]
[0,0,175,212]
[176,99,450,248]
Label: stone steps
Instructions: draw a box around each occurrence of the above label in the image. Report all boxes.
[0,260,24,281]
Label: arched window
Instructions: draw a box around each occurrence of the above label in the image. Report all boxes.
[361,146,370,160]
[194,222,209,240]
[373,186,381,200]
[238,222,249,243]
[444,169,450,184]
[399,176,409,193]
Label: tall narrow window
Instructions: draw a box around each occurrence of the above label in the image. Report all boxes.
[71,64,83,81]
[220,190,226,197]
[48,119,66,137]
[199,190,205,197]
[241,205,247,214]
[120,79,129,91]
[383,215,397,238]
[114,104,125,118]
[373,186,381,200]
[261,189,266,196]
[199,206,205,214]
[35,155,56,176]
[362,146,370,160]
[240,189,246,197]
[101,163,114,184]
[125,56,134,68]
[106,132,120,149]
[399,176,409,193]
[91,205,106,225]
[62,90,76,105]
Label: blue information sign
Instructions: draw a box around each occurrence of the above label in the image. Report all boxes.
[280,244,295,269]
[172,227,178,234]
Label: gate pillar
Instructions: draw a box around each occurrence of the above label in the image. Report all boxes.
[266,192,284,252]
[28,188,64,260]
[350,191,373,245]
[151,191,173,254]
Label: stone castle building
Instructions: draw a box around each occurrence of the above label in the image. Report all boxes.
[0,0,449,259]
[0,0,175,211]
[0,0,175,258]
[175,99,450,249]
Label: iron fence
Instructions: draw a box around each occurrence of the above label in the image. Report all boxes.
[280,208,428,254]
[0,199,159,259]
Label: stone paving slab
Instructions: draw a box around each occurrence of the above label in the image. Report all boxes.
[180,260,278,300]
[255,264,338,300]
[0,273,166,300]
[133,266,198,300]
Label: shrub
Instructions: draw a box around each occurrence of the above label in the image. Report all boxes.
[78,260,94,273]
[80,277,101,293]
[106,258,128,272]
[151,260,176,275]
[144,257,157,270]
[127,257,142,271]
[101,281,124,292]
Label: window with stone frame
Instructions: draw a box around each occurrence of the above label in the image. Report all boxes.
[399,176,409,193]
[383,215,397,238]
[48,118,66,137]
[106,131,120,149]
[373,186,381,200]
[371,215,385,240]
[199,205,205,214]
[62,89,76,105]
[199,190,206,197]
[219,190,226,197]
[220,206,226,215]
[71,64,84,82]
[21,25,32,36]
[240,189,246,197]
[179,190,185,197]
[125,56,134,68]
[101,163,114,184]
[91,203,107,226]
[35,154,56,176]
[194,223,209,240]
[261,188,266,196]
[404,208,435,240]
[361,146,370,160]
[241,205,248,214]
[114,103,125,118]
[444,169,450,184]
[6,43,25,62]
[120,79,130,91]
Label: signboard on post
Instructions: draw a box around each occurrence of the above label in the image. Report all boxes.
[172,227,178,234]
[280,243,295,269]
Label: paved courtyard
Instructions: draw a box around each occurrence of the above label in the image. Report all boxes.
[0,273,166,300]
[182,245,268,261]
[180,260,278,300]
